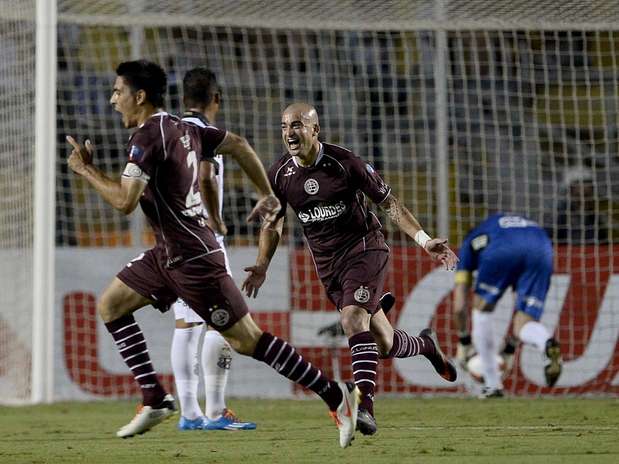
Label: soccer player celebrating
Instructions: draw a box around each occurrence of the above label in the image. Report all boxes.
[452,213,563,398]
[242,102,459,436]
[170,68,255,431]
[67,61,360,448]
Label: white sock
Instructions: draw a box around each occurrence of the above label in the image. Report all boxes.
[472,310,503,390]
[202,330,231,419]
[171,326,203,420]
[518,321,550,353]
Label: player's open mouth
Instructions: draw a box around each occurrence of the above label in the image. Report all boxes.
[288,138,300,150]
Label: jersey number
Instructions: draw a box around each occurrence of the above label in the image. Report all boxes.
[185,150,202,208]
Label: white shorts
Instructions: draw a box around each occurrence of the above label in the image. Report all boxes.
[172,236,231,323]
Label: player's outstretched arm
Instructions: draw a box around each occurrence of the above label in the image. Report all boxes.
[242,216,284,298]
[66,136,146,215]
[215,132,280,222]
[379,192,458,270]
[199,160,227,236]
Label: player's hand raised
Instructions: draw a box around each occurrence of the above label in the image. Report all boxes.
[424,238,459,271]
[66,135,94,175]
[246,194,281,227]
[242,262,267,298]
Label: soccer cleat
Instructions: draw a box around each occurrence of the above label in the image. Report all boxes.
[379,292,396,315]
[419,328,458,382]
[544,338,563,387]
[177,415,206,431]
[356,408,377,436]
[203,408,257,431]
[478,387,505,399]
[328,381,360,448]
[116,394,177,438]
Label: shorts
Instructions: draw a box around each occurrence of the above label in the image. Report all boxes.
[173,238,231,323]
[117,246,248,331]
[475,232,553,321]
[324,247,389,314]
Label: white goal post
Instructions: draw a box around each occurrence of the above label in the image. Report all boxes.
[1,0,618,404]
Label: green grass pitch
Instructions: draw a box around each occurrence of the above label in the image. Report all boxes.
[1,398,617,463]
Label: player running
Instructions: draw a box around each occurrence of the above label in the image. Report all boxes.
[453,213,563,398]
[171,67,255,431]
[242,102,458,436]
[67,61,360,448]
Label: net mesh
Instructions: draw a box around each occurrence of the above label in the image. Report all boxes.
[0,0,35,403]
[2,0,618,402]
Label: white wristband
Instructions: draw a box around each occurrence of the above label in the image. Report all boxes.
[414,230,432,249]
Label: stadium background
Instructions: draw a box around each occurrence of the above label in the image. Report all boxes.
[1,0,618,405]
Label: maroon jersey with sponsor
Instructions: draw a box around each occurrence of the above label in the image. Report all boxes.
[122,112,226,266]
[269,142,391,277]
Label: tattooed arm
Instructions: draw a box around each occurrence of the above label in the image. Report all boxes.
[378,193,458,270]
[379,193,424,237]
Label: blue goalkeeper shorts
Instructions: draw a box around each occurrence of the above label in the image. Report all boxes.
[474,230,553,321]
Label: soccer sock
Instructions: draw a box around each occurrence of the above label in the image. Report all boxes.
[252,332,342,411]
[202,330,231,419]
[518,321,551,353]
[386,329,436,358]
[105,315,166,406]
[472,310,502,390]
[349,331,378,415]
[171,326,203,420]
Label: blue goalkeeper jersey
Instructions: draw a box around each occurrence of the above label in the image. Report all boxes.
[456,213,553,320]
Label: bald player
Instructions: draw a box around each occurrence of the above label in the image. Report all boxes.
[242,102,459,436]
[67,65,362,448]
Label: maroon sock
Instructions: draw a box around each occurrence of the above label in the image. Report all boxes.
[386,329,436,359]
[348,331,378,415]
[105,315,166,406]
[252,332,342,410]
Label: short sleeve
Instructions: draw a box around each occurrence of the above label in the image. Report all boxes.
[125,126,162,178]
[347,155,391,204]
[198,125,227,161]
[456,232,478,272]
[268,163,288,220]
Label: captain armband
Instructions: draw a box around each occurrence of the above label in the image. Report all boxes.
[122,162,150,183]
[413,230,432,249]
[454,271,473,285]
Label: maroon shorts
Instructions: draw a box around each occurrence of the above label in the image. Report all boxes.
[117,248,248,331]
[324,248,389,314]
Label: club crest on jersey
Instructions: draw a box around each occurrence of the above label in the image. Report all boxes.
[354,286,371,304]
[129,144,144,162]
[304,178,319,195]
[209,306,230,327]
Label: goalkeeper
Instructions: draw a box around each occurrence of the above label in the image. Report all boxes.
[453,213,563,398]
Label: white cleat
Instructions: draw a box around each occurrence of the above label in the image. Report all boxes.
[329,382,360,448]
[116,394,177,438]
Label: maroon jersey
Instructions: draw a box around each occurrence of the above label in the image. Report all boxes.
[122,112,226,267]
[269,142,391,277]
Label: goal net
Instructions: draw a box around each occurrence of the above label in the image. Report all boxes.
[2,0,618,403]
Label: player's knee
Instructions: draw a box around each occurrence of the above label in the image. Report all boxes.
[225,333,257,355]
[340,306,370,336]
[221,315,263,355]
[512,311,533,337]
[97,295,119,323]
[97,292,125,322]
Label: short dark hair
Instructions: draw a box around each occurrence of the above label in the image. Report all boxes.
[116,60,167,107]
[183,67,220,108]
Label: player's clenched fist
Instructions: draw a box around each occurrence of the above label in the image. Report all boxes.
[66,135,94,175]
[246,193,281,226]
[424,238,459,271]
